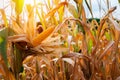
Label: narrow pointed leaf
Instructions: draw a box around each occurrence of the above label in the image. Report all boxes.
[13,0,24,15]
[0,28,8,65]
[68,3,78,18]
[45,1,68,18]
[0,9,8,27]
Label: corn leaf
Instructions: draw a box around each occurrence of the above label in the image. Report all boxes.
[36,8,46,30]
[74,0,83,4]
[105,31,111,40]
[45,1,68,18]
[0,9,8,27]
[53,0,59,5]
[0,28,8,65]
[88,39,93,54]
[13,0,24,15]
[119,0,120,3]
[98,41,114,61]
[58,6,64,22]
[62,58,74,66]
[109,18,120,31]
[68,3,78,18]
[81,5,86,23]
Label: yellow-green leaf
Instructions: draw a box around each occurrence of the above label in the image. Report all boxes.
[118,0,120,3]
[13,0,24,15]
[68,3,78,18]
[74,0,83,4]
[0,28,8,66]
[58,6,64,22]
[0,9,8,27]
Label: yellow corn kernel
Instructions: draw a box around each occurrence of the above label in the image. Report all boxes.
[32,26,55,47]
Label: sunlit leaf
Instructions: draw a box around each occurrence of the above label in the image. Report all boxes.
[26,4,32,13]
[74,0,83,4]
[88,39,93,54]
[42,56,50,66]
[13,0,24,15]
[53,0,59,5]
[58,6,64,22]
[0,9,8,27]
[0,0,120,79]
[68,3,78,18]
[109,18,120,31]
[45,1,68,18]
[11,20,23,34]
[98,41,114,61]
[105,31,111,40]
[36,8,46,30]
[73,44,79,52]
[97,18,106,39]
[81,5,87,23]
[62,58,74,66]
[47,0,51,9]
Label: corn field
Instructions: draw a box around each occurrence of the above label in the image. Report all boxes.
[0,0,120,80]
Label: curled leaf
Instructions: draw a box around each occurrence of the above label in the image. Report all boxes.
[0,9,8,27]
[45,1,68,18]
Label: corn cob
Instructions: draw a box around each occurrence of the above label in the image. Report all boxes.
[32,26,55,47]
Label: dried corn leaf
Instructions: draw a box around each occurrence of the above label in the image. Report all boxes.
[74,0,83,4]
[62,53,91,61]
[109,18,120,31]
[98,41,114,61]
[68,3,78,18]
[36,8,46,30]
[0,9,8,27]
[81,5,87,23]
[8,34,29,42]
[62,58,74,66]
[12,21,23,34]
[45,1,68,18]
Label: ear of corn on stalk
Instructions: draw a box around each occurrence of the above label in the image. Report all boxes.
[32,26,55,47]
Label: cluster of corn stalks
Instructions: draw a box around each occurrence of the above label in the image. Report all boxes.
[0,0,120,80]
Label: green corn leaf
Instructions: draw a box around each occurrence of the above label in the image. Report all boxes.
[0,28,8,65]
[13,0,24,15]
[58,6,64,22]
[73,44,79,52]
[105,31,111,40]
[88,39,93,54]
[118,0,120,3]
